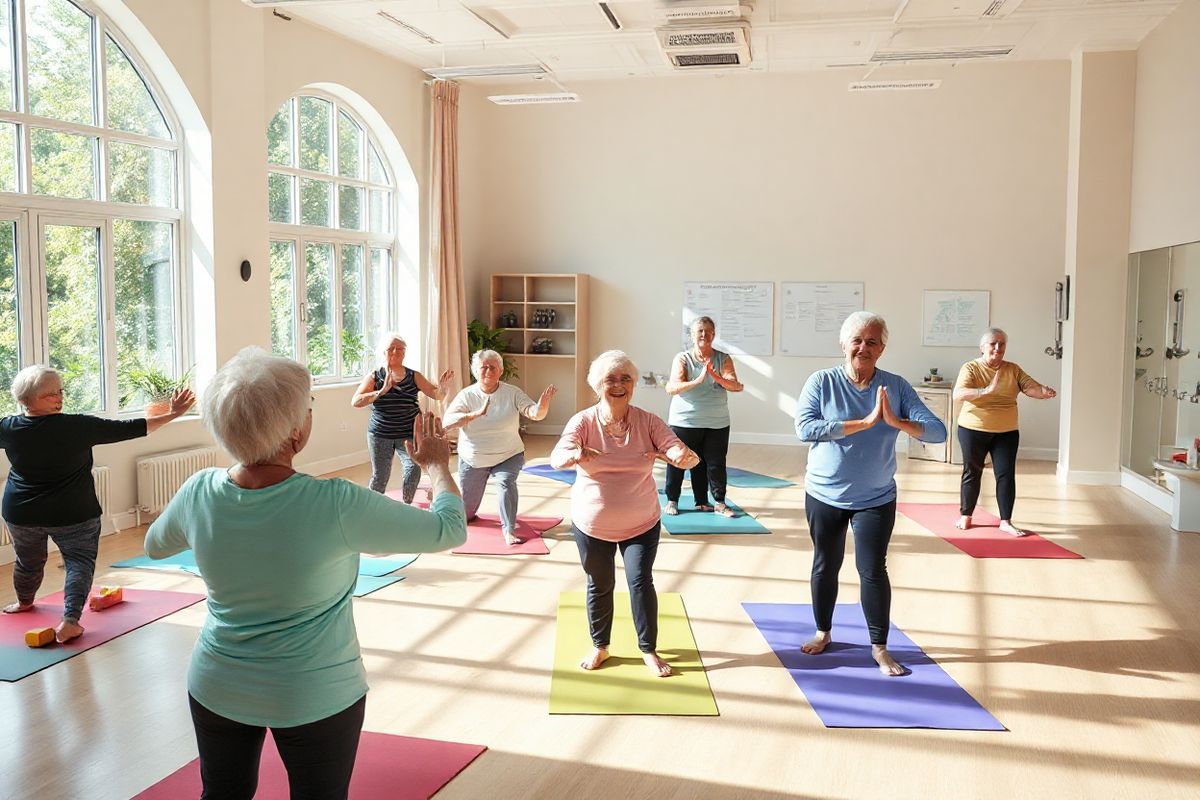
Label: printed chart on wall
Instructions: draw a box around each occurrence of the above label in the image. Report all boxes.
[923,290,990,347]
[780,282,864,356]
[682,282,774,356]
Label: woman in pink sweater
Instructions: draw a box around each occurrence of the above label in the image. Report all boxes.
[551,350,699,677]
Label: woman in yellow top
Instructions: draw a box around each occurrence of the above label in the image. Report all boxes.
[953,328,1056,537]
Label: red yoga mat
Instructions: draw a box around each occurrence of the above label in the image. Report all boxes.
[0,589,204,682]
[896,503,1083,559]
[393,488,561,555]
[134,731,486,799]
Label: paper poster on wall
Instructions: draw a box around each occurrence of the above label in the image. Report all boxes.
[780,282,865,356]
[682,282,774,356]
[923,290,990,347]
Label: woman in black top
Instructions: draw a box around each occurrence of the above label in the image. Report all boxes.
[1,365,193,642]
[351,334,453,501]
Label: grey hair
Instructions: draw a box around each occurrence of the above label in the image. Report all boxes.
[689,315,716,332]
[587,350,638,397]
[202,347,311,466]
[376,332,406,361]
[470,349,504,380]
[11,365,60,410]
[839,311,889,346]
[979,327,1008,347]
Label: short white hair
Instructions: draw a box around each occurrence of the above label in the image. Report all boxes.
[11,365,60,410]
[839,311,889,346]
[376,332,405,362]
[979,327,1008,347]
[470,349,503,380]
[587,350,638,397]
[203,347,311,465]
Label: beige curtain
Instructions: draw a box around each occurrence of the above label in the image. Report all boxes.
[425,80,470,411]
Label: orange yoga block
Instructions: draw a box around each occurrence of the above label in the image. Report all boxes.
[88,586,124,611]
[25,627,55,648]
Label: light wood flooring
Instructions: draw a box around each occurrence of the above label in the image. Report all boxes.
[0,437,1197,800]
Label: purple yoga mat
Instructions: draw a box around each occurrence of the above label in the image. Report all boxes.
[743,603,1004,730]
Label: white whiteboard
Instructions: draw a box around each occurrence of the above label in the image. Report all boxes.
[682,282,774,356]
[923,290,991,347]
[780,282,865,357]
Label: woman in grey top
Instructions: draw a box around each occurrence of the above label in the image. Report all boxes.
[663,316,744,517]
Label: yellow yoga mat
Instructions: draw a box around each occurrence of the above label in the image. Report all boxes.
[548,591,719,715]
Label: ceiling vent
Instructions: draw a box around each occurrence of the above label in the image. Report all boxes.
[423,64,548,80]
[657,22,751,69]
[488,93,580,106]
[981,0,1024,18]
[658,0,751,23]
[849,79,942,92]
[870,46,1013,63]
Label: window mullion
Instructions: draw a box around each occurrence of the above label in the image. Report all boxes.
[332,242,343,380]
[294,236,307,368]
[101,217,118,413]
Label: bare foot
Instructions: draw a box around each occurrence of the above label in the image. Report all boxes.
[998,521,1029,537]
[579,647,609,671]
[696,504,714,513]
[665,501,679,516]
[642,651,673,677]
[3,601,33,614]
[713,502,736,518]
[55,619,84,644]
[955,515,972,530]
[502,529,521,546]
[801,630,831,655]
[872,645,908,676]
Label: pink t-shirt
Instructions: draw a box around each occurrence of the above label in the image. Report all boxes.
[553,406,683,541]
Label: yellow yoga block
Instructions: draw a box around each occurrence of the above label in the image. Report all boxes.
[25,627,55,648]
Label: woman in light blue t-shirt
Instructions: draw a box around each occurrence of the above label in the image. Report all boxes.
[664,316,744,517]
[146,348,467,800]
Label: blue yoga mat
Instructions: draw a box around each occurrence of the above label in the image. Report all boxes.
[528,462,795,490]
[352,574,405,596]
[659,496,769,535]
[743,602,1004,730]
[522,463,578,485]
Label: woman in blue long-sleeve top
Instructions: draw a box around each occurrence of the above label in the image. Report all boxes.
[795,311,947,676]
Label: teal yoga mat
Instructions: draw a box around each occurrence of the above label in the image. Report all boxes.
[659,496,770,535]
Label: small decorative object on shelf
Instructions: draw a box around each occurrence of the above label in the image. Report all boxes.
[530,337,553,354]
[924,367,944,384]
[497,311,519,328]
[530,308,557,329]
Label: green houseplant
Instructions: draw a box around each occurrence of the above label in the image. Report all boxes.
[466,319,518,381]
[120,362,194,414]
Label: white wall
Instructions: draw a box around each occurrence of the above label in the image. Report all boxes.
[1129,0,1200,253]
[459,63,1069,452]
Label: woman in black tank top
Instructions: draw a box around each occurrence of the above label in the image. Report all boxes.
[352,335,454,500]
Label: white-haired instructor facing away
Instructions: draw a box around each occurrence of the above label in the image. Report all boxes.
[551,350,699,679]
[145,347,467,799]
[0,364,192,643]
[442,349,557,545]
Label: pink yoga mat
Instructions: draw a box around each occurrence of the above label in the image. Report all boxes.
[897,503,1083,559]
[135,731,486,799]
[394,488,561,555]
[0,589,204,682]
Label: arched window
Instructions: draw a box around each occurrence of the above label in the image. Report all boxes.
[0,0,184,416]
[267,92,398,382]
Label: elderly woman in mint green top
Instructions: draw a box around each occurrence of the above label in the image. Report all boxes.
[664,316,744,517]
[145,347,466,800]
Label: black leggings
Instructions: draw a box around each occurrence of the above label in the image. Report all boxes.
[958,427,1020,520]
[664,425,730,505]
[804,494,896,645]
[188,693,366,800]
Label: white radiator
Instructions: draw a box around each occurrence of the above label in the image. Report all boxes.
[136,446,217,523]
[92,466,111,532]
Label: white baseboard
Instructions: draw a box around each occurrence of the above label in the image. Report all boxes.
[1056,464,1122,485]
[297,449,370,476]
[1020,447,1059,462]
[1119,469,1172,516]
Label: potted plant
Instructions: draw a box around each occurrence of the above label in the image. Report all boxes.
[466,319,518,381]
[120,362,194,416]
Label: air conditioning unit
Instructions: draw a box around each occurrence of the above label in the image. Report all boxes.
[657,0,751,23]
[657,22,751,70]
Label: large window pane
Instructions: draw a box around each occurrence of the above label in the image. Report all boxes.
[270,241,295,357]
[268,100,293,166]
[367,248,390,363]
[338,185,362,230]
[27,0,95,126]
[0,122,16,192]
[268,172,293,224]
[114,220,174,410]
[0,221,17,416]
[337,111,362,179]
[0,2,13,112]
[31,128,96,199]
[298,96,332,174]
[300,178,331,227]
[368,143,387,184]
[340,244,365,376]
[368,190,390,234]
[105,37,169,139]
[45,223,102,412]
[304,242,334,376]
[109,141,173,206]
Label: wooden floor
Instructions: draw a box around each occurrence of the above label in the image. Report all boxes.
[1,437,1197,800]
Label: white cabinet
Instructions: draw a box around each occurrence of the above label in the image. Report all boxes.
[908,384,961,464]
